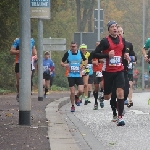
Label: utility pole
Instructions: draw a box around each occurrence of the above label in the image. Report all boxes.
[142,0,145,90]
[98,0,100,41]
[38,19,44,101]
[19,0,31,125]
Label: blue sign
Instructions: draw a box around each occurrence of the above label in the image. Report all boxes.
[30,0,50,7]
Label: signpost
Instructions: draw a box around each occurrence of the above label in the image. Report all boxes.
[19,0,31,125]
[30,0,50,101]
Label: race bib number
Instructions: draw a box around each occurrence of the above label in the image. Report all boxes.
[43,66,48,72]
[70,66,80,72]
[109,56,121,66]
[96,71,103,77]
[128,63,133,69]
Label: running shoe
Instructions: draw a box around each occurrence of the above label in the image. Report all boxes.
[88,100,91,103]
[77,100,80,106]
[44,94,47,99]
[127,101,133,108]
[79,95,82,103]
[84,100,88,105]
[71,106,75,112]
[93,103,98,110]
[117,118,125,126]
[111,116,117,122]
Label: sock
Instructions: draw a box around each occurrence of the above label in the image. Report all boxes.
[45,88,48,95]
[88,91,91,98]
[93,91,98,104]
[117,99,124,118]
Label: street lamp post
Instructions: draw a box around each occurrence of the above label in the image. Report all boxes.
[142,0,145,90]
[98,0,100,41]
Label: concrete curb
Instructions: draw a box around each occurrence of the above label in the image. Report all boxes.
[45,97,79,150]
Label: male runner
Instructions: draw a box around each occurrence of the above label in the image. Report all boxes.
[61,41,87,112]
[110,25,135,122]
[43,51,54,98]
[127,56,137,107]
[10,37,37,101]
[94,21,129,126]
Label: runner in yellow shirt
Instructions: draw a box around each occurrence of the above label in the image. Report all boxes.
[80,44,91,105]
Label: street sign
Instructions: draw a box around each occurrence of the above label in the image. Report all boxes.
[43,38,66,51]
[43,38,66,45]
[30,0,50,19]
[43,45,66,51]
[74,32,98,51]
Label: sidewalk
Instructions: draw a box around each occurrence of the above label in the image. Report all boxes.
[0,91,69,150]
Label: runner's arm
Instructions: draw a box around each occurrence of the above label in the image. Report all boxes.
[10,39,19,55]
[94,38,109,59]
[61,52,69,67]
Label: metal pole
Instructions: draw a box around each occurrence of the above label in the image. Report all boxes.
[38,19,44,101]
[80,32,82,45]
[98,0,100,41]
[142,0,145,90]
[19,0,31,125]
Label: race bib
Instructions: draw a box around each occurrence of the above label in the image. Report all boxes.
[96,71,103,77]
[109,56,121,66]
[43,66,48,72]
[70,66,80,72]
[128,63,133,69]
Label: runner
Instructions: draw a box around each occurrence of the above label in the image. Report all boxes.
[127,56,137,107]
[80,44,91,105]
[94,21,130,126]
[87,52,93,100]
[61,41,87,112]
[31,55,38,95]
[43,51,54,98]
[110,25,135,122]
[10,37,37,102]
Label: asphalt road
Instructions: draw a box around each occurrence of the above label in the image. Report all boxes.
[61,92,150,150]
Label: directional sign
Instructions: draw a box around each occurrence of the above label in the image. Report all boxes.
[43,38,66,45]
[43,45,66,51]
[43,38,66,51]
[30,0,51,19]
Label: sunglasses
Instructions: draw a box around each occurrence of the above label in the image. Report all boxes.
[71,46,76,48]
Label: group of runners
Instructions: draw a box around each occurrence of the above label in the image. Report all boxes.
[61,21,138,126]
[10,20,150,127]
[10,35,55,101]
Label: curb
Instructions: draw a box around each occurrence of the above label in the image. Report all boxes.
[46,97,79,150]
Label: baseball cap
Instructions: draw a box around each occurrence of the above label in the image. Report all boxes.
[107,21,117,30]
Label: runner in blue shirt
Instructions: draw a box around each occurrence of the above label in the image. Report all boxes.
[43,51,54,98]
[10,36,37,102]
